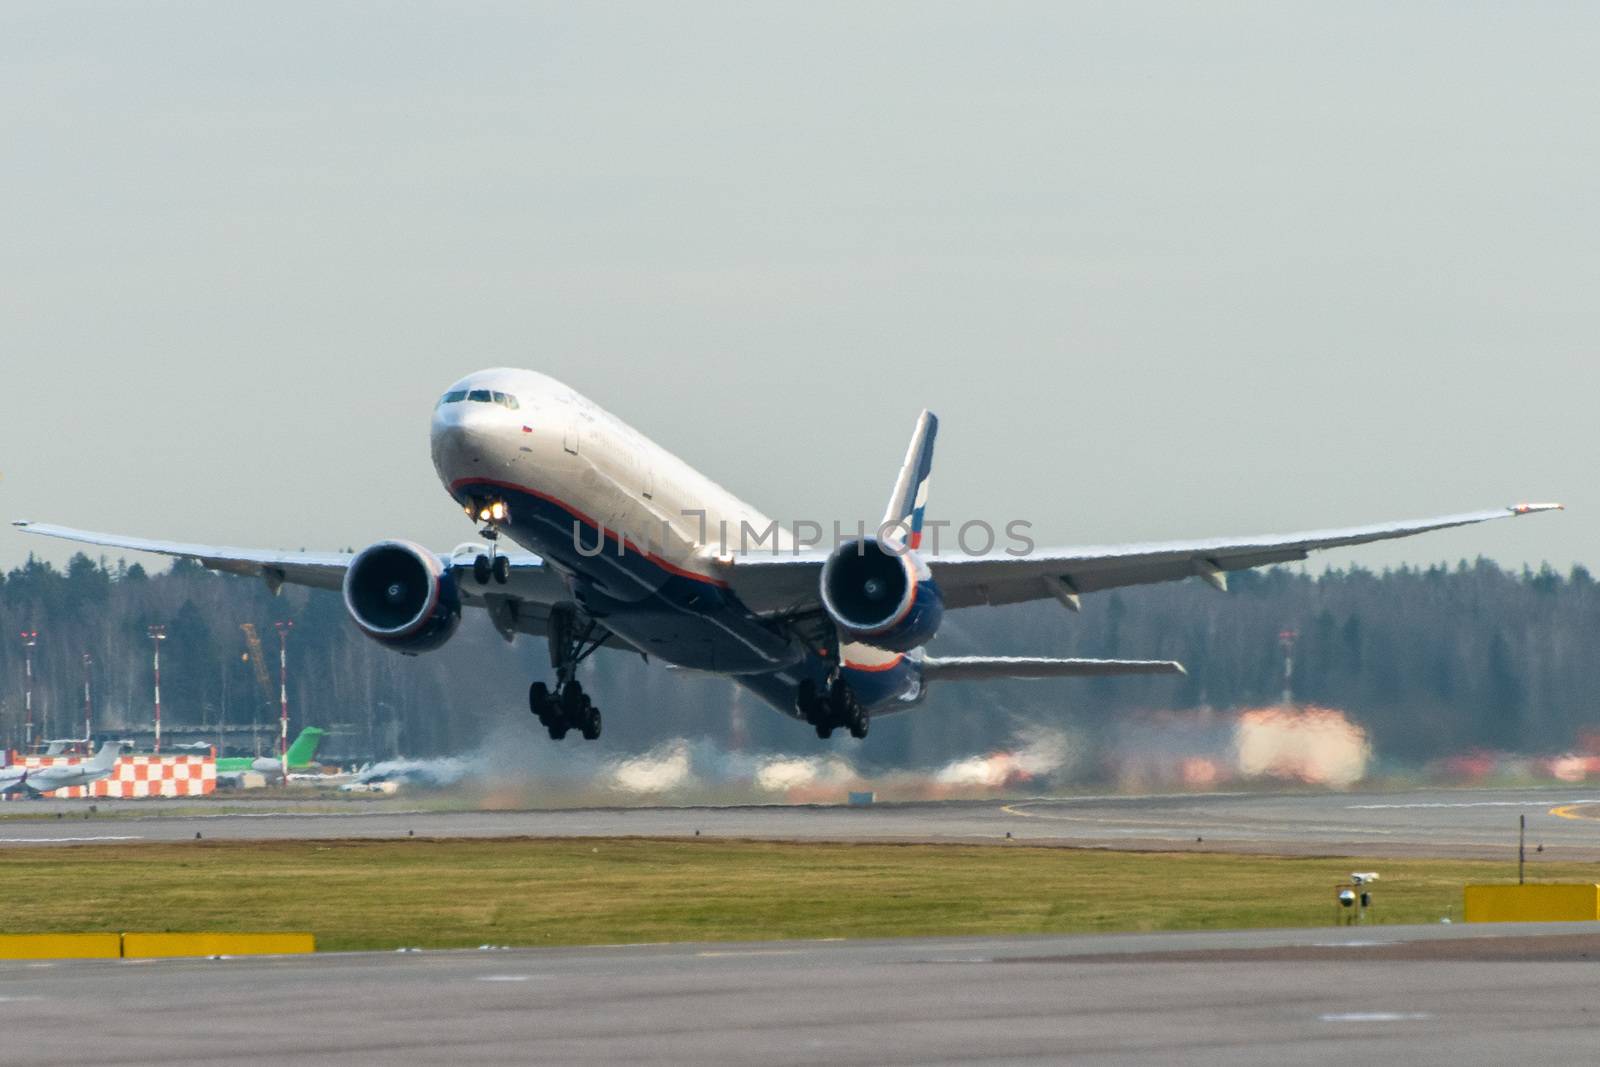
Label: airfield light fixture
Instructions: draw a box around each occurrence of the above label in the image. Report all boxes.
[148,625,167,754]
[274,622,293,781]
[20,629,38,753]
[82,652,93,752]
[1335,872,1378,924]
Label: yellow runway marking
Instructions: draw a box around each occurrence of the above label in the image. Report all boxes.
[1548,803,1600,821]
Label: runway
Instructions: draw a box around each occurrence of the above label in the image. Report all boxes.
[5,786,1600,858]
[6,922,1600,1065]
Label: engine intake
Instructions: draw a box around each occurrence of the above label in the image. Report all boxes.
[343,540,462,653]
[819,537,943,652]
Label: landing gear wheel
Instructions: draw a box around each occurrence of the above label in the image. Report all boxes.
[815,723,833,739]
[492,554,511,584]
[529,682,551,720]
[531,608,614,742]
[827,682,853,722]
[473,554,492,585]
[847,708,869,740]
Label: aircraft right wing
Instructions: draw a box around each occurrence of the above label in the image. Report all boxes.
[11,521,354,591]
[10,520,584,645]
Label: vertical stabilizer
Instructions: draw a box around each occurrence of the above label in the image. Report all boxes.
[87,741,122,772]
[285,726,325,768]
[881,410,938,549]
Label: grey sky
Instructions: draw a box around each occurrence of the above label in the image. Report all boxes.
[3,3,1593,575]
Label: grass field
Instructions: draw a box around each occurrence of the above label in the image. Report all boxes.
[0,838,1581,952]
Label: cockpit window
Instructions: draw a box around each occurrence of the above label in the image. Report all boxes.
[439,388,519,409]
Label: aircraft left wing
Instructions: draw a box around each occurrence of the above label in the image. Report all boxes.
[11,521,574,642]
[723,504,1563,614]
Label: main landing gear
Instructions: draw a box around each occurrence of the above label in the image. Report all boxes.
[797,679,869,740]
[529,679,600,741]
[529,608,607,741]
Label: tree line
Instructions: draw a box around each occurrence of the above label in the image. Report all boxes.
[1,553,1595,765]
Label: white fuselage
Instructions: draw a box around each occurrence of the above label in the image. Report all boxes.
[430,368,787,586]
[0,759,116,795]
[428,368,908,688]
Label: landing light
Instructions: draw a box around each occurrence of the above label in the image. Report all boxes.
[490,501,507,521]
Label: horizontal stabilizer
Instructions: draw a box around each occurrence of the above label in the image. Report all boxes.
[921,656,1186,681]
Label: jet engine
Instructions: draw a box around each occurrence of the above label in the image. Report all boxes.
[819,537,943,652]
[342,540,462,653]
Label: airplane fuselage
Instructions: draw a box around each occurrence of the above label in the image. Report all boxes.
[429,369,921,719]
[0,761,115,796]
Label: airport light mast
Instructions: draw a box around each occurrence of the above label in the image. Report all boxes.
[1278,628,1297,708]
[274,621,293,781]
[148,624,167,754]
[20,630,38,753]
[82,652,93,753]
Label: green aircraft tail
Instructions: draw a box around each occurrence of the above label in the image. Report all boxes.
[285,726,325,768]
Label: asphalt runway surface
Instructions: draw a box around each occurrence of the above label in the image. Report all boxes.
[8,922,1600,1065]
[6,785,1600,858]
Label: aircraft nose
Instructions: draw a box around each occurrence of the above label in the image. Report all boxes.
[430,403,498,476]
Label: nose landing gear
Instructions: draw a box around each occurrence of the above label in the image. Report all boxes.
[468,501,512,586]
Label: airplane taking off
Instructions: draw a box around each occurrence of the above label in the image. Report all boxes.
[16,369,1561,742]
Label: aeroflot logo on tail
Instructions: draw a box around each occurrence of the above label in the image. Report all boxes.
[572,511,1036,559]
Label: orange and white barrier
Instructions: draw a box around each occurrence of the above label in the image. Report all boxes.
[3,754,216,799]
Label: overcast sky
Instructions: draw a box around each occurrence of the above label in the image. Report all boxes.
[2,3,1593,576]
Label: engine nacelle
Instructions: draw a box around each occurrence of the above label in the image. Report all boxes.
[819,537,943,652]
[342,540,462,653]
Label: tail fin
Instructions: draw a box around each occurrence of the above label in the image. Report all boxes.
[88,741,123,771]
[285,727,325,768]
[881,410,938,549]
